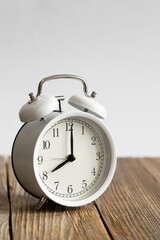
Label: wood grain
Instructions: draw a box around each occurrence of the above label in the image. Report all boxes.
[95,158,160,240]
[138,157,160,183]
[0,156,10,240]
[1,157,160,240]
[7,157,110,240]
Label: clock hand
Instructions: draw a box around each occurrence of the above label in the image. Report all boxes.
[51,158,70,172]
[68,123,76,161]
[51,154,76,172]
[70,123,74,156]
[52,123,76,173]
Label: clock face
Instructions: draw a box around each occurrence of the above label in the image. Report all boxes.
[35,116,112,204]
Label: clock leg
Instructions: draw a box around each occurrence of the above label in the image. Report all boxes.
[36,196,48,211]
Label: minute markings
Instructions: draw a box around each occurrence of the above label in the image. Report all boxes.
[38,118,104,198]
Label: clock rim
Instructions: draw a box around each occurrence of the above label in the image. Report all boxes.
[33,111,117,207]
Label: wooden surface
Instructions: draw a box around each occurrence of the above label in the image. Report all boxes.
[0,157,160,240]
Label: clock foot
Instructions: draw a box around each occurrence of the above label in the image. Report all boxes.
[36,196,48,211]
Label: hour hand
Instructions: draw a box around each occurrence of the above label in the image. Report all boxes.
[51,158,69,172]
[51,155,76,172]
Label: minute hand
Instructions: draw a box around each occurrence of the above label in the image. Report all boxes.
[51,123,75,173]
[71,123,74,155]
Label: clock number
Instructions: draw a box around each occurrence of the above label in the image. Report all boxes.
[37,155,43,165]
[66,122,73,131]
[54,181,59,190]
[67,185,73,194]
[53,128,59,137]
[91,136,96,145]
[82,126,85,135]
[42,171,48,180]
[96,152,101,160]
[43,140,50,149]
[82,180,87,189]
[91,167,96,176]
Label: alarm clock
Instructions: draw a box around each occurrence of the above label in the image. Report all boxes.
[12,74,116,209]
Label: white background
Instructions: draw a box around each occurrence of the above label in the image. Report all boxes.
[0,0,160,156]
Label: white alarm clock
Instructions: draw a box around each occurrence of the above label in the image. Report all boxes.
[12,74,116,209]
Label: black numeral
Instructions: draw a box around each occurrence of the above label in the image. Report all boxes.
[67,185,73,194]
[54,181,59,190]
[43,140,50,149]
[42,171,48,180]
[66,122,73,131]
[96,152,101,160]
[82,180,87,189]
[53,128,59,137]
[91,167,96,176]
[91,136,96,145]
[37,155,43,165]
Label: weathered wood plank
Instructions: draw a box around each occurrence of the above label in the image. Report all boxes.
[138,158,160,183]
[0,156,10,240]
[95,158,160,240]
[7,157,111,240]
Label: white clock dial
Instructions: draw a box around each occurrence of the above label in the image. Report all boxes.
[36,117,111,202]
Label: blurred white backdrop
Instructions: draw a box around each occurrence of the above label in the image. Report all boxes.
[0,0,160,156]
